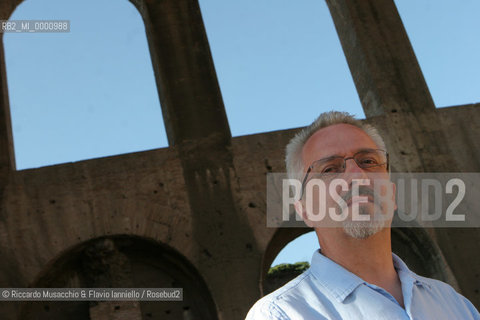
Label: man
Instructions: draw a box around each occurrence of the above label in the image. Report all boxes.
[246,111,480,319]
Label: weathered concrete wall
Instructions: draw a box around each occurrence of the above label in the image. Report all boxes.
[0,105,479,320]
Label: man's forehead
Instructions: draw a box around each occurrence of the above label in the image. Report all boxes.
[302,124,378,160]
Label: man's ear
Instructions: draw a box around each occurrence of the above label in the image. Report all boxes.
[294,200,314,228]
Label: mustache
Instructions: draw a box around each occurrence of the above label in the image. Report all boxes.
[340,186,379,205]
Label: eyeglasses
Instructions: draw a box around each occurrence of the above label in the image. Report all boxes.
[300,149,389,199]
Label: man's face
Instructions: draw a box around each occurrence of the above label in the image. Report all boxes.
[296,124,395,238]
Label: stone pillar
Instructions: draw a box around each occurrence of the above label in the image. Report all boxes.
[0,36,15,218]
[326,0,435,117]
[327,0,480,307]
[133,0,231,145]
[131,1,261,318]
[0,39,15,168]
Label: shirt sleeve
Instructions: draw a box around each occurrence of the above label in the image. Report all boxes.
[434,279,480,320]
[460,294,480,320]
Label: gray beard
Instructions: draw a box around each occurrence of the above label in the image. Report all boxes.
[342,205,386,239]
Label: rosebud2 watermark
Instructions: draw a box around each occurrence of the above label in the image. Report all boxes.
[267,173,478,228]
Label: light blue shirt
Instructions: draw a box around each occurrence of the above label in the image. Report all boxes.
[246,250,480,320]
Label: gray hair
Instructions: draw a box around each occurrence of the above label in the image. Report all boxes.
[285,111,386,183]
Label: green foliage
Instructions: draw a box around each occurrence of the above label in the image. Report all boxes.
[267,261,310,277]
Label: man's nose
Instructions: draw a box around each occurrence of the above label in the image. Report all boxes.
[343,158,363,172]
[343,158,369,181]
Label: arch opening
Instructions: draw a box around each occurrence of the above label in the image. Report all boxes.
[20,235,218,320]
[3,0,167,170]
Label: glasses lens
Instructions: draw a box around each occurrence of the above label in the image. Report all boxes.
[354,150,387,168]
[311,157,345,174]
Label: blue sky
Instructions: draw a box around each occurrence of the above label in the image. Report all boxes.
[3,0,479,266]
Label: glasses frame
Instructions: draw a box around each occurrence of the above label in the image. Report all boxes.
[299,149,389,199]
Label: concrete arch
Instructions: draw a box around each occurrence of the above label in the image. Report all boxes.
[0,0,146,21]
[19,235,218,320]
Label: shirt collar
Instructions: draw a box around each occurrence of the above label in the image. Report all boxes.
[309,249,365,303]
[391,252,431,289]
[309,250,430,303]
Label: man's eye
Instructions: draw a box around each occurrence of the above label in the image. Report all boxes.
[322,166,341,173]
[359,158,379,165]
